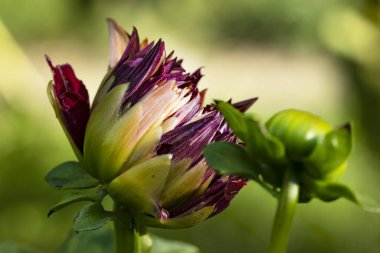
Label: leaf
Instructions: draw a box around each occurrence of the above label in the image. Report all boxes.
[45,161,99,189]
[73,203,114,232]
[58,227,114,253]
[306,180,380,212]
[244,117,286,162]
[305,123,352,178]
[0,242,41,253]
[203,142,280,197]
[151,236,199,253]
[216,101,248,141]
[203,142,256,179]
[58,228,200,253]
[48,192,97,217]
[217,101,285,162]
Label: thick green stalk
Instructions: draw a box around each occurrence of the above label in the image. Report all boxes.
[268,167,300,253]
[114,204,142,253]
[114,219,140,253]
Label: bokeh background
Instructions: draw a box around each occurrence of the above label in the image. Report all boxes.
[1,0,380,252]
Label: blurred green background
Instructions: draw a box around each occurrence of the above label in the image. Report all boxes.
[1,0,380,252]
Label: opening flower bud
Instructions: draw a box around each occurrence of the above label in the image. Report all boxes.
[46,19,256,229]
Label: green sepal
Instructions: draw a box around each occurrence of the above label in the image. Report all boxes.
[122,126,163,170]
[137,206,214,229]
[96,102,144,182]
[84,83,129,179]
[73,203,115,232]
[160,162,208,209]
[305,123,352,179]
[108,155,172,216]
[91,72,115,110]
[45,161,99,189]
[303,177,380,212]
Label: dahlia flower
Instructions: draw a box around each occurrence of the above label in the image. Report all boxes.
[46,19,255,229]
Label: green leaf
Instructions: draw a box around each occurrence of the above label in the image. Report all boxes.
[216,101,248,141]
[306,180,380,212]
[46,161,99,189]
[73,203,114,232]
[58,227,114,253]
[48,192,97,217]
[305,123,352,179]
[151,236,199,253]
[58,228,200,253]
[203,142,280,197]
[0,242,41,253]
[217,101,285,162]
[203,142,256,179]
[244,117,286,162]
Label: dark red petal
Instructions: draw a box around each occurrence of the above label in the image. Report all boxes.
[46,56,90,153]
[209,177,246,216]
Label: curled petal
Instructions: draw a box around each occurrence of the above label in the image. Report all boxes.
[46,56,90,154]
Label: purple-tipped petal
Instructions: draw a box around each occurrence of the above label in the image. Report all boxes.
[46,56,90,153]
[158,112,223,164]
[172,95,202,127]
[118,27,140,64]
[170,175,246,217]
[232,97,258,112]
[108,40,166,107]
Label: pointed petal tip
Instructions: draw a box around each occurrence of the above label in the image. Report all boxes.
[233,97,258,112]
[107,18,126,34]
[341,122,352,132]
[45,55,54,70]
[106,17,116,24]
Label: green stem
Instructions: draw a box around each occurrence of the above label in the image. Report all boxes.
[114,205,141,253]
[268,166,300,253]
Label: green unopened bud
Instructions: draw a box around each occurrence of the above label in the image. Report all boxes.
[304,124,352,180]
[266,109,332,160]
[265,109,352,181]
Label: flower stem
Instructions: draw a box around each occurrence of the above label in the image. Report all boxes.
[268,166,300,253]
[114,204,142,253]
